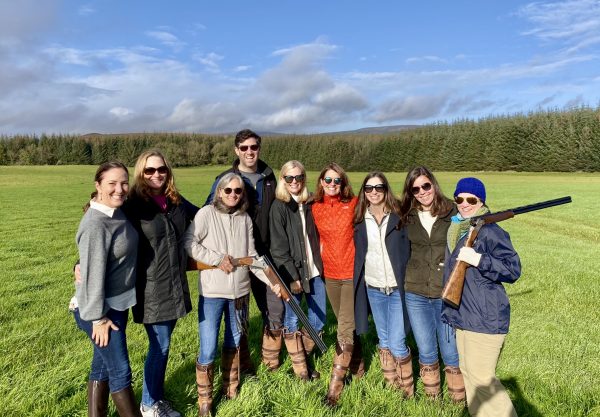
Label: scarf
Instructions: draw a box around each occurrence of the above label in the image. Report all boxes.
[447,206,490,252]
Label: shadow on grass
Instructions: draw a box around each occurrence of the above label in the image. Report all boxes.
[455,376,542,417]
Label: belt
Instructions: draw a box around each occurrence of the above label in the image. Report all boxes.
[367,284,398,296]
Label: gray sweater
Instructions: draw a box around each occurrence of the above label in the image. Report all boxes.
[75,202,138,321]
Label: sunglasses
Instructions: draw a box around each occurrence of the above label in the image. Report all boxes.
[223,187,243,195]
[454,196,480,205]
[283,174,305,184]
[323,177,342,185]
[238,144,260,152]
[364,184,386,194]
[411,182,432,195]
[143,166,168,176]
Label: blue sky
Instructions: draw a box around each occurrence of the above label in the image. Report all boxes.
[1,0,599,134]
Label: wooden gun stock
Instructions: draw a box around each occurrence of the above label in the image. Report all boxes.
[441,223,482,308]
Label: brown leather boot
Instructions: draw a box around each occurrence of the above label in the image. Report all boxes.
[325,342,353,407]
[87,380,109,417]
[110,385,142,417]
[196,362,214,416]
[283,331,310,381]
[221,347,240,399]
[300,328,321,379]
[444,366,466,403]
[420,361,441,398]
[261,327,282,371]
[349,334,365,379]
[378,348,400,388]
[238,333,255,376]
[395,350,415,398]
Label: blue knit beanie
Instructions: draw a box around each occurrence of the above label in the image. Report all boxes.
[454,177,486,202]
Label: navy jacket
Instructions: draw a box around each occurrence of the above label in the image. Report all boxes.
[353,212,411,336]
[441,223,521,334]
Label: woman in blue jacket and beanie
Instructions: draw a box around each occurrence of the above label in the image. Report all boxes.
[442,177,520,417]
[353,172,413,397]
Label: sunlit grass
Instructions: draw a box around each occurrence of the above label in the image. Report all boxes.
[0,166,598,416]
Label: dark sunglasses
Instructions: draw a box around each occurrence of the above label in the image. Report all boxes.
[143,166,168,176]
[411,182,432,195]
[364,184,386,194]
[283,174,305,184]
[454,196,480,205]
[223,187,243,195]
[323,176,342,185]
[238,144,260,152]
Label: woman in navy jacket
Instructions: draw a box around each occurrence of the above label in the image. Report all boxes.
[442,177,520,417]
[353,172,412,397]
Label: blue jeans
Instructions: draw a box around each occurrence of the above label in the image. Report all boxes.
[405,292,459,367]
[284,276,326,334]
[197,296,246,365]
[366,287,409,358]
[74,308,132,393]
[141,319,177,407]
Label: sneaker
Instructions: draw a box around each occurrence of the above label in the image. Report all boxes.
[140,400,181,417]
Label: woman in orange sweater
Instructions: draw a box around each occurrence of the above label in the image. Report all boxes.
[312,162,363,406]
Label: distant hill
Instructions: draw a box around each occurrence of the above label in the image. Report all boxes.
[320,124,420,135]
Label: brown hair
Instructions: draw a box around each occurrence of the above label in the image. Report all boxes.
[399,165,453,224]
[313,162,354,203]
[83,161,129,212]
[235,129,261,147]
[354,171,401,224]
[129,149,181,205]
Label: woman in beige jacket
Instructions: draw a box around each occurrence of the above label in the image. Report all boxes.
[184,172,280,416]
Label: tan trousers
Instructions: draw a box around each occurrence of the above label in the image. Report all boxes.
[456,329,517,417]
[324,278,355,345]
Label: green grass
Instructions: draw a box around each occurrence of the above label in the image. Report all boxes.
[0,166,599,417]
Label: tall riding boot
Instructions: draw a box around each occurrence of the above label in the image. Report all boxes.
[444,366,466,403]
[196,362,214,417]
[238,333,255,376]
[395,349,415,398]
[283,331,310,381]
[300,328,321,379]
[349,333,365,379]
[110,385,143,417]
[325,342,353,407]
[87,380,109,417]
[378,348,401,389]
[261,327,283,371]
[221,347,240,399]
[420,361,441,398]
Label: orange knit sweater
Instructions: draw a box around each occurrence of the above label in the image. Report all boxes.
[312,195,357,279]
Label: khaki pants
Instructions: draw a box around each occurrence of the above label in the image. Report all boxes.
[325,278,355,345]
[456,329,517,417]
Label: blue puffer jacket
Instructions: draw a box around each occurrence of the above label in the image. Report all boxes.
[441,223,521,335]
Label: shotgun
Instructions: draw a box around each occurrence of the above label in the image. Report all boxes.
[441,196,572,308]
[187,255,327,353]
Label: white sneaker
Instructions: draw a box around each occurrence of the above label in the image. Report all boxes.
[140,400,181,417]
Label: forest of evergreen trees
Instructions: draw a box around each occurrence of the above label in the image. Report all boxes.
[1,107,599,171]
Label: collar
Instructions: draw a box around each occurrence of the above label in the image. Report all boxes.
[90,200,117,218]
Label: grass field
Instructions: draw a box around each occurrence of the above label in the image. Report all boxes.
[0,166,599,417]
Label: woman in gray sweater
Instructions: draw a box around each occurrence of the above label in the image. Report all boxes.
[73,161,142,417]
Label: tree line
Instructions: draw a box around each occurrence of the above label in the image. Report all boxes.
[1,107,599,171]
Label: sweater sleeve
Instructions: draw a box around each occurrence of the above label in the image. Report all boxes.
[269,202,300,282]
[477,226,521,284]
[184,207,225,266]
[76,219,111,321]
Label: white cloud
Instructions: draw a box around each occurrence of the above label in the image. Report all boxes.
[406,55,448,65]
[233,65,251,72]
[78,5,95,16]
[145,30,185,50]
[109,107,134,118]
[193,52,224,72]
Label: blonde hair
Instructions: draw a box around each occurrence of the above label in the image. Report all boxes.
[275,160,309,203]
[130,149,181,204]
